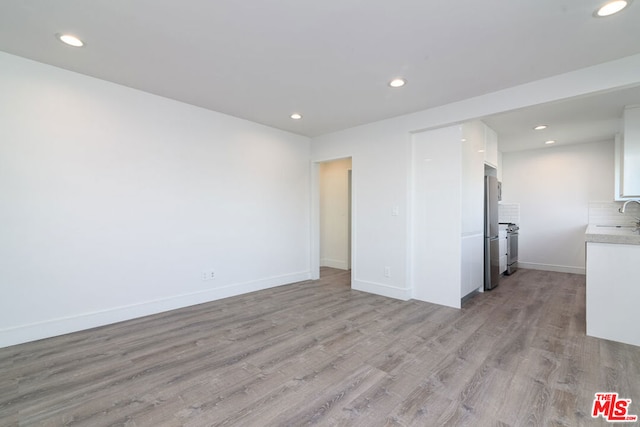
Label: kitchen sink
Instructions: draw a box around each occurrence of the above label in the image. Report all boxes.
[594,225,640,235]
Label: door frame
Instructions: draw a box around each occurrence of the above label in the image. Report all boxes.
[311,157,354,280]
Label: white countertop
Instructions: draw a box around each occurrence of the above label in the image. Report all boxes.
[585,224,640,245]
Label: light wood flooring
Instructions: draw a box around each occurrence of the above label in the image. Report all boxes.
[1,268,639,426]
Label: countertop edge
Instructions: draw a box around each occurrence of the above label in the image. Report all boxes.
[585,224,640,245]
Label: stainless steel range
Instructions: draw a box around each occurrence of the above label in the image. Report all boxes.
[504,223,519,275]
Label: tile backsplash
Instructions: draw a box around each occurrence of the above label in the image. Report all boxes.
[499,203,520,225]
[588,201,640,226]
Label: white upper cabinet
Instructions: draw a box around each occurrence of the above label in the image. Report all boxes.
[483,124,499,168]
[617,106,640,199]
[461,121,485,235]
[615,106,640,199]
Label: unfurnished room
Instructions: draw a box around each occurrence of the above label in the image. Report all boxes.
[1,1,640,426]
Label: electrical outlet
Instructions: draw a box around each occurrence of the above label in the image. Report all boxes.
[201,270,216,281]
[384,266,391,277]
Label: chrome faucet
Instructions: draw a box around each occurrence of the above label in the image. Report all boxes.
[619,199,640,213]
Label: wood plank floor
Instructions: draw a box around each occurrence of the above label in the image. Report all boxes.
[1,268,639,426]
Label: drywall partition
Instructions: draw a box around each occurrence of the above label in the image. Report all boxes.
[501,141,614,274]
[311,128,413,300]
[311,53,640,303]
[0,52,311,348]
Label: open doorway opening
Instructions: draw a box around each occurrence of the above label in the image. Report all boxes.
[318,158,352,280]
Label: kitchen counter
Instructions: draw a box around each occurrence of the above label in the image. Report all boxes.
[585,224,640,245]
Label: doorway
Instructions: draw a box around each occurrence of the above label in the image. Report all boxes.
[314,157,353,280]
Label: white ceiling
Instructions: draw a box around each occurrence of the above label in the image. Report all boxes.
[485,85,640,152]
[1,1,640,140]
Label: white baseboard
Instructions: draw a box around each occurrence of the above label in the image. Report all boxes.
[0,271,311,349]
[320,258,349,270]
[352,278,411,301]
[517,262,585,275]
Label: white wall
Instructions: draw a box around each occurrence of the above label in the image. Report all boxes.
[320,158,352,270]
[312,128,412,299]
[501,141,614,274]
[312,54,640,301]
[0,52,311,347]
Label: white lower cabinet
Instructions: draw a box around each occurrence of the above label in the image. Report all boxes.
[484,124,499,168]
[586,242,640,347]
[461,235,484,298]
[498,226,507,274]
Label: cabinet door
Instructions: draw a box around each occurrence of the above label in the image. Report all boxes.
[620,106,640,198]
[461,235,483,297]
[614,134,627,200]
[484,124,499,168]
[461,121,485,235]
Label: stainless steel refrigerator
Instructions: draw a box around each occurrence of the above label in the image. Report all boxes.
[484,175,500,290]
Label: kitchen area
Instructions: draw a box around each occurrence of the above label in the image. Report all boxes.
[484,93,640,348]
[585,203,640,347]
[484,174,520,291]
[409,93,640,327]
[583,104,640,347]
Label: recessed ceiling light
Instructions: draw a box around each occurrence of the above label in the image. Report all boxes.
[594,0,631,17]
[545,140,556,145]
[57,33,84,47]
[389,78,406,88]
[478,149,485,153]
[290,113,302,120]
[534,125,548,130]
